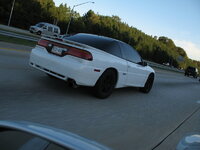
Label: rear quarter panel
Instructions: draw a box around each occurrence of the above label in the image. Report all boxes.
[88,49,128,88]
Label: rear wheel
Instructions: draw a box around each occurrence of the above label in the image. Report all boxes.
[140,73,154,93]
[94,69,117,99]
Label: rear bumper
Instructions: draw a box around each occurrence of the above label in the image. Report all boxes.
[29,47,100,86]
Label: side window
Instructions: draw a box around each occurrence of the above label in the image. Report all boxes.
[43,26,47,30]
[48,26,53,32]
[54,28,58,33]
[104,41,122,58]
[120,43,141,63]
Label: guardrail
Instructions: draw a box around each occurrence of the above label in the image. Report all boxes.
[0,30,39,42]
[0,27,184,73]
[145,60,184,73]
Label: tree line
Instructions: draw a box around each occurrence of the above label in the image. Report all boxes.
[0,0,199,71]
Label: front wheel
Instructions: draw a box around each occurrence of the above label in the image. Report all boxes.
[37,31,42,35]
[140,74,154,93]
[93,69,117,99]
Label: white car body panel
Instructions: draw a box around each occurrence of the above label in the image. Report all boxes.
[29,36,155,89]
[126,61,151,87]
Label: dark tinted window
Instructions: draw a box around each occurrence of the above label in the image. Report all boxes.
[36,23,44,28]
[187,67,195,71]
[54,28,58,33]
[43,26,47,29]
[120,43,141,63]
[66,34,122,58]
[48,27,53,32]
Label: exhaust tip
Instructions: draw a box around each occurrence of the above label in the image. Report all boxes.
[67,78,78,88]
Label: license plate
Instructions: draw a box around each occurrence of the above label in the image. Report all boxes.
[51,46,66,55]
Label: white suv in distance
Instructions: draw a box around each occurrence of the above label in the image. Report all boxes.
[29,33,155,98]
[29,22,60,37]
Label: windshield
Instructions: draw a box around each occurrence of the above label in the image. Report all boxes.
[188,67,195,71]
[36,23,44,28]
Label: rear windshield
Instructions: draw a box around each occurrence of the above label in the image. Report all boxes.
[66,34,118,51]
[188,67,195,71]
[66,34,122,57]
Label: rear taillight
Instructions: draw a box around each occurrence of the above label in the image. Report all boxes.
[64,47,93,61]
[37,39,93,61]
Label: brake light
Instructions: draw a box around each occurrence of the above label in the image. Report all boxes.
[64,47,93,61]
[37,39,93,61]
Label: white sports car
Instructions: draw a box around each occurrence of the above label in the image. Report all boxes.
[29,33,155,98]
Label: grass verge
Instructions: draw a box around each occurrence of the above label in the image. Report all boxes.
[0,27,39,38]
[0,34,36,47]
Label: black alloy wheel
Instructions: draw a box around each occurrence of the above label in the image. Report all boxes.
[140,74,154,93]
[94,69,117,99]
[37,31,41,35]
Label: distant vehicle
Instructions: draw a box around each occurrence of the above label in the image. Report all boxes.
[0,120,111,150]
[163,62,170,66]
[177,133,200,150]
[29,33,155,98]
[29,22,60,37]
[185,66,198,78]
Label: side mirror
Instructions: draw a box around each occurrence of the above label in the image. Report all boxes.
[138,61,148,66]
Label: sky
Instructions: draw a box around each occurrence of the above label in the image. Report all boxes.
[54,0,200,61]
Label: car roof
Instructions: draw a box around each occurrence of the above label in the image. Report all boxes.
[72,33,125,44]
[37,22,59,28]
[187,66,196,69]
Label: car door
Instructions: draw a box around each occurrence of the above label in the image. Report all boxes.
[53,27,59,36]
[42,25,48,35]
[120,43,148,87]
[47,26,53,36]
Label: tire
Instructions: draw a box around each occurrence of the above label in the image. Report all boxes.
[94,69,117,99]
[140,74,154,93]
[37,31,41,35]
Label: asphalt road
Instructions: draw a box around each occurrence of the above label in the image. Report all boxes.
[0,42,200,150]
